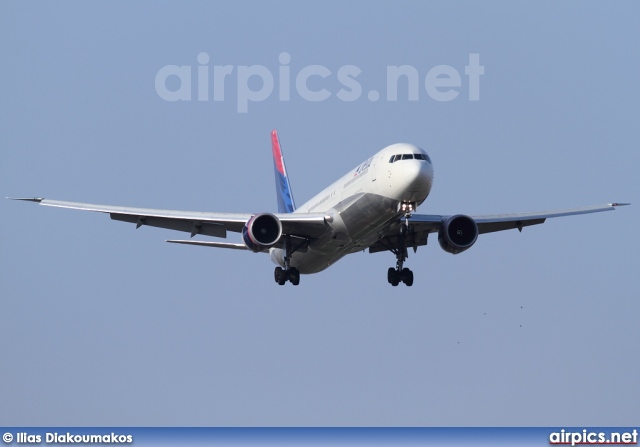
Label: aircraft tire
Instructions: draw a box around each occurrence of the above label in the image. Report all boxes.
[289,268,300,286]
[274,267,286,285]
[387,268,396,284]
[388,267,400,286]
[402,268,414,287]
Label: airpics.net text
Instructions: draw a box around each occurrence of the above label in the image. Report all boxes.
[155,52,484,113]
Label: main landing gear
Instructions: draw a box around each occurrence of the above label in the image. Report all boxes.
[387,216,414,287]
[274,235,300,286]
[274,266,300,286]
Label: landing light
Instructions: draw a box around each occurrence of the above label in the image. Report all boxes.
[398,202,416,213]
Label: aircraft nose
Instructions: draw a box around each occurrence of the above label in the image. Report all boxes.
[403,159,433,192]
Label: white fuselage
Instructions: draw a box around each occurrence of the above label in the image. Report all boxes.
[270,143,434,273]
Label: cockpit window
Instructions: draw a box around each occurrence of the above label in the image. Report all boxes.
[389,153,430,163]
[415,153,432,163]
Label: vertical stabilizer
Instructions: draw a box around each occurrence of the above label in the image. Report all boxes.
[271,129,296,213]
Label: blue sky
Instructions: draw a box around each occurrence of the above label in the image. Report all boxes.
[1,1,638,426]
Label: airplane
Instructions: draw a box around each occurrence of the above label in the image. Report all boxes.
[10,130,628,287]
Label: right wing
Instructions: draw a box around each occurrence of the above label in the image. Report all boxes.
[9,198,330,244]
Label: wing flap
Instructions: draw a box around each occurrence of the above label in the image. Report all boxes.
[166,240,248,250]
[111,214,227,238]
[368,230,430,254]
[476,218,545,234]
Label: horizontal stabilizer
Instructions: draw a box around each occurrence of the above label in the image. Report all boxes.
[166,239,248,250]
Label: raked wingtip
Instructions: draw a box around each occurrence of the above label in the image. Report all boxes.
[7,197,44,202]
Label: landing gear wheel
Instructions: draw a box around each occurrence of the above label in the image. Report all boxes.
[288,268,300,286]
[387,267,400,286]
[401,268,414,287]
[274,267,286,285]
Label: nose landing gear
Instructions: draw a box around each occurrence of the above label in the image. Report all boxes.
[387,217,415,287]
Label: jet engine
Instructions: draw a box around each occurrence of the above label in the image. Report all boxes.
[242,213,283,252]
[438,214,478,254]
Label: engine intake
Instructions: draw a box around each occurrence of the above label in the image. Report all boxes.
[242,213,283,252]
[438,214,478,254]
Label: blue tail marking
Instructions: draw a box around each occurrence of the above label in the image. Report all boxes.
[271,129,296,213]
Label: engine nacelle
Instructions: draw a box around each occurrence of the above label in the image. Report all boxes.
[242,213,283,252]
[438,214,478,254]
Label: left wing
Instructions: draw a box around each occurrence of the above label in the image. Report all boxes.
[9,198,330,242]
[413,203,628,234]
[369,203,629,254]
